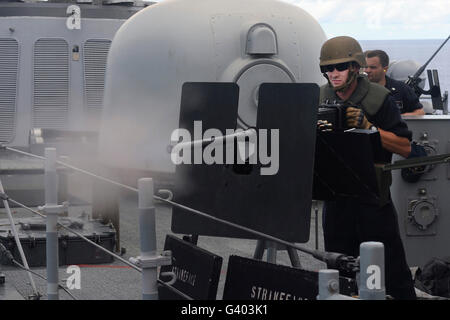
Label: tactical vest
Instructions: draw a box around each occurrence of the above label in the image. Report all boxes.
[320,75,390,116]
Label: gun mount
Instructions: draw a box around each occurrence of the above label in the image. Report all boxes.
[405,35,449,97]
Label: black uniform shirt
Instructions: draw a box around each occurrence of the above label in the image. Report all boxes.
[366,94,412,140]
[365,94,412,163]
[321,77,412,163]
[384,76,423,114]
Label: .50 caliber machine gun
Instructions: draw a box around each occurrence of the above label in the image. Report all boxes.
[405,35,450,112]
[405,35,449,96]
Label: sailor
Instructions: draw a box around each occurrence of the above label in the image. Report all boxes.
[318,36,417,299]
[364,49,425,116]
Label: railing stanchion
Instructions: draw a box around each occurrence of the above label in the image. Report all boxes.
[359,242,386,300]
[130,178,171,300]
[317,269,358,300]
[44,148,60,300]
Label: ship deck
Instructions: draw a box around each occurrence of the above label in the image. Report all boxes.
[0,190,326,300]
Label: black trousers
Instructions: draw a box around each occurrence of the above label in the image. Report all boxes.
[323,198,417,300]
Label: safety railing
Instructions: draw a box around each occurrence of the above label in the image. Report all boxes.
[0,145,386,300]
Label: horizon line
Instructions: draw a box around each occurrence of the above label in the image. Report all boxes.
[357,38,447,41]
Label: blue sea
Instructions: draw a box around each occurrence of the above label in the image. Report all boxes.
[359,39,450,94]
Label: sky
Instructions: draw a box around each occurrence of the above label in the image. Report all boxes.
[149,0,449,40]
[281,0,450,40]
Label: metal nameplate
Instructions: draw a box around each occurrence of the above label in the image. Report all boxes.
[223,255,357,300]
[158,235,223,300]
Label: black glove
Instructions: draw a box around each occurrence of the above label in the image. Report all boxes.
[401,142,428,183]
[317,120,333,132]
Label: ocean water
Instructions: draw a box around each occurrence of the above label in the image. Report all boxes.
[359,39,450,94]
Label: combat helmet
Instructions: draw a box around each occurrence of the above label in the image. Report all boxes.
[320,36,366,68]
[320,36,366,92]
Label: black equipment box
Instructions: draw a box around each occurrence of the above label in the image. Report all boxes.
[158,235,222,300]
[223,255,357,300]
[0,216,116,267]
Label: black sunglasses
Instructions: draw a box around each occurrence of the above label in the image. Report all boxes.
[320,62,351,73]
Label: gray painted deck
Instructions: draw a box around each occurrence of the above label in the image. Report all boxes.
[0,190,326,300]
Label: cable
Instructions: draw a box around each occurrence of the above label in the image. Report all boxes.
[56,160,139,193]
[5,144,321,258]
[153,194,317,256]
[12,260,77,300]
[5,146,138,192]
[156,279,193,300]
[4,146,46,161]
[0,243,45,299]
[0,178,39,297]
[4,144,350,267]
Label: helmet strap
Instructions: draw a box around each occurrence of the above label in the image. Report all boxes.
[322,64,359,93]
[333,69,358,93]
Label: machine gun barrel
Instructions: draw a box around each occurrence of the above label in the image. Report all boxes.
[383,153,450,171]
[406,35,450,90]
[168,128,257,153]
[312,251,359,274]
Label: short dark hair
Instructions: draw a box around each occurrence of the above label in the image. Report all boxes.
[365,50,389,68]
